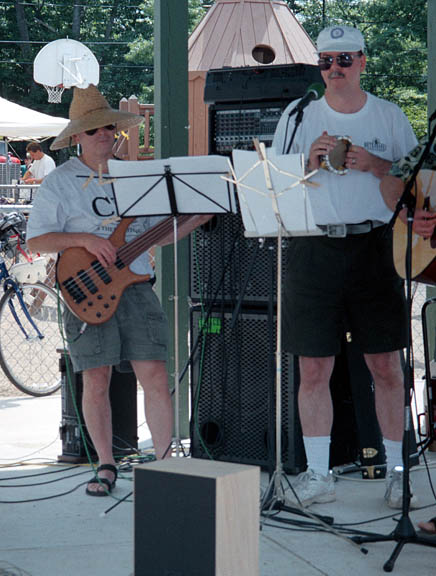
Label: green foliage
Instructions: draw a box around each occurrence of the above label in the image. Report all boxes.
[283,0,428,136]
[0,0,430,146]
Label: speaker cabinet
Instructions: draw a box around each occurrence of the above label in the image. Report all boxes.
[58,353,138,462]
[134,458,259,576]
[189,307,397,474]
[190,212,289,306]
[190,307,306,474]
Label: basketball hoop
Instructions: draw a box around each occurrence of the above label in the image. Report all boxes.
[44,84,65,104]
[34,39,100,101]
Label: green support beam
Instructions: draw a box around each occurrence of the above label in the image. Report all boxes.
[154,1,190,438]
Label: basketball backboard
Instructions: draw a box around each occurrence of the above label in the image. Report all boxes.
[34,38,99,102]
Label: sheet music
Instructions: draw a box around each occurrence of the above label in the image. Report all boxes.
[232,149,322,237]
[108,155,235,217]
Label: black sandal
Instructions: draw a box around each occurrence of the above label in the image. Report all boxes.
[86,464,118,497]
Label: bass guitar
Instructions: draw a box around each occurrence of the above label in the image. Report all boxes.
[56,215,190,325]
[393,169,436,284]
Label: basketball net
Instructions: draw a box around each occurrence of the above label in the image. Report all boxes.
[44,84,65,104]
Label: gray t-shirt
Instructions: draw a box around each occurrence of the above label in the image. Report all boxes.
[26,157,162,276]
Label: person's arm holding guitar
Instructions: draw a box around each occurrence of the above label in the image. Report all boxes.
[380,173,436,239]
[381,140,436,239]
[27,213,213,266]
[27,231,117,268]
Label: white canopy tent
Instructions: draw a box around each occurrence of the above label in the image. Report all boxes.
[0,96,68,140]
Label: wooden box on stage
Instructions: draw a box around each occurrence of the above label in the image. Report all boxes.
[134,458,259,576]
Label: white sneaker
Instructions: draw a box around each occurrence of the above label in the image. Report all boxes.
[287,469,336,507]
[384,467,419,509]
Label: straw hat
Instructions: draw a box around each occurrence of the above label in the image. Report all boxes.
[50,84,143,150]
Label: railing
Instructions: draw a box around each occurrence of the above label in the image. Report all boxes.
[0,183,37,210]
[115,96,154,161]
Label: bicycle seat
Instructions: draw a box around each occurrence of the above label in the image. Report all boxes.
[9,256,47,283]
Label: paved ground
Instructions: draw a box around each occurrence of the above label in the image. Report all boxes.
[0,282,434,575]
[0,392,436,576]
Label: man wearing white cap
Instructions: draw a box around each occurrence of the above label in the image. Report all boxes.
[273,25,417,508]
[26,85,210,496]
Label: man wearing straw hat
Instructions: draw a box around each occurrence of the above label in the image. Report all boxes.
[26,85,209,496]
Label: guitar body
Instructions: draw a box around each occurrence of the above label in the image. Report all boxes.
[56,218,151,325]
[393,169,436,284]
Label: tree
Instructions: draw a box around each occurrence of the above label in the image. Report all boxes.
[284,0,428,137]
[0,0,428,142]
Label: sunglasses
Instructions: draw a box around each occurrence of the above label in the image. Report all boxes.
[85,124,116,136]
[318,52,362,71]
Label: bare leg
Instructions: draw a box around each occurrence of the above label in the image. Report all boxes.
[365,351,404,442]
[298,356,336,436]
[81,365,115,494]
[132,359,173,459]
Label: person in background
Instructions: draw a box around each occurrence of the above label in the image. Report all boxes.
[273,24,417,509]
[21,152,32,178]
[22,142,55,185]
[381,138,436,529]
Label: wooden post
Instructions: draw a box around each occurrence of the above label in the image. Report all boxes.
[126,95,140,161]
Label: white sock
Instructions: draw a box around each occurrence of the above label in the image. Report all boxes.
[303,435,331,477]
[384,438,403,471]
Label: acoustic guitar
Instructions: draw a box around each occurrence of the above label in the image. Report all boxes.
[393,169,436,284]
[56,215,190,325]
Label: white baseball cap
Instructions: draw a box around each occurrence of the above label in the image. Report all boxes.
[316,26,365,53]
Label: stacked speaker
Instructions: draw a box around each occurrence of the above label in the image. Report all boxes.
[58,352,138,463]
[189,64,386,475]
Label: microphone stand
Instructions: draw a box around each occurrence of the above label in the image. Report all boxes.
[284,108,305,155]
[353,118,436,571]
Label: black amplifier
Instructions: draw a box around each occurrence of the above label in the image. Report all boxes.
[209,101,284,154]
[58,351,138,463]
[204,63,322,104]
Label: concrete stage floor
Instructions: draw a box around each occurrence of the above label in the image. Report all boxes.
[0,392,436,576]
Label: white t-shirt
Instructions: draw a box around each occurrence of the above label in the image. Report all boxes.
[272,93,418,225]
[26,157,161,276]
[29,153,56,180]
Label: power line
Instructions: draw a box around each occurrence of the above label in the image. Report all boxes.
[0,40,134,45]
[0,60,153,70]
[0,1,143,7]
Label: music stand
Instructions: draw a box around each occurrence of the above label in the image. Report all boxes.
[108,155,235,456]
[228,144,370,553]
[229,142,320,501]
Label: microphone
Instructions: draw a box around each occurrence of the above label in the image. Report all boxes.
[289,83,325,116]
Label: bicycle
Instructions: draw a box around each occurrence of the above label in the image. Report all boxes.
[0,211,64,397]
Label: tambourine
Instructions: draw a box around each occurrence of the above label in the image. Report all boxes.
[320,136,352,175]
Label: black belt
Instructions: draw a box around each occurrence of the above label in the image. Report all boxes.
[318,220,385,238]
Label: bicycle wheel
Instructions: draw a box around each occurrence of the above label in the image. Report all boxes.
[0,282,64,396]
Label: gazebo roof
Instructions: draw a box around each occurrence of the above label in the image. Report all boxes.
[189,0,317,71]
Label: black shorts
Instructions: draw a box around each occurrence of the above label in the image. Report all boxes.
[281,226,407,357]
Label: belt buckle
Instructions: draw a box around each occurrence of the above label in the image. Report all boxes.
[326,224,347,238]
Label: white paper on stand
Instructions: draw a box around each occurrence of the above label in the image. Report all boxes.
[232,149,322,237]
[108,155,235,217]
